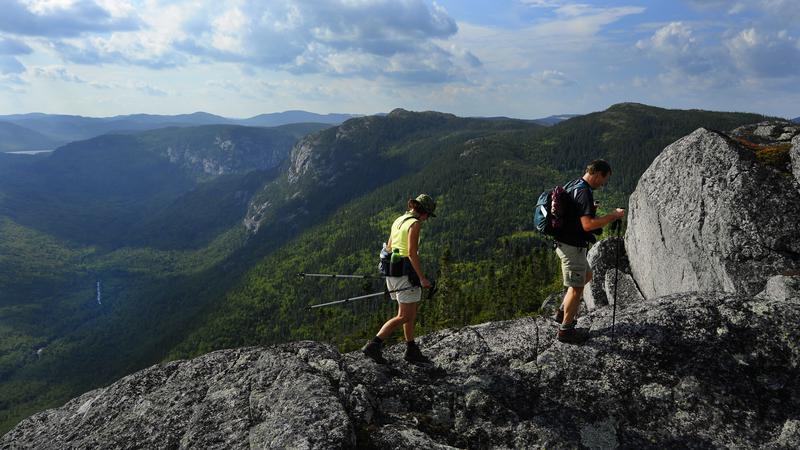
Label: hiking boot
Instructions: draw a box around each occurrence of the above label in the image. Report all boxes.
[552,309,577,327]
[557,327,589,345]
[552,308,564,324]
[361,341,387,364]
[404,341,432,365]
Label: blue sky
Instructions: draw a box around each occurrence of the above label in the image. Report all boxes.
[0,0,798,119]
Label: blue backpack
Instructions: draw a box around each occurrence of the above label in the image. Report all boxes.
[534,180,587,235]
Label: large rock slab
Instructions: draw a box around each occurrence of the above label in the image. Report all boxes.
[1,342,355,449]
[626,127,800,299]
[342,293,800,449]
[4,294,800,448]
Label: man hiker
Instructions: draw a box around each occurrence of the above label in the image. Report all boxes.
[362,194,436,364]
[553,159,624,344]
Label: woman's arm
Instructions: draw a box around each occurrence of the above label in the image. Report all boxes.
[406,222,431,288]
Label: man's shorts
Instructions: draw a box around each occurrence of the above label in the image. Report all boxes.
[386,276,422,304]
[555,242,589,288]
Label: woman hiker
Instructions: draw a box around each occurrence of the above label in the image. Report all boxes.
[361,194,436,365]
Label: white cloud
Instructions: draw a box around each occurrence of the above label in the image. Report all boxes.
[685,0,800,22]
[518,0,564,7]
[31,65,85,82]
[133,81,167,96]
[0,73,27,93]
[726,28,800,78]
[0,0,140,37]
[533,69,575,87]
[636,22,721,79]
[40,0,468,83]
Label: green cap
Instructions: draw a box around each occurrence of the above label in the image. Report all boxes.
[415,193,437,217]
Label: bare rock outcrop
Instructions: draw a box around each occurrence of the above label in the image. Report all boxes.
[1,343,355,449]
[584,237,634,310]
[626,127,800,299]
[4,293,799,449]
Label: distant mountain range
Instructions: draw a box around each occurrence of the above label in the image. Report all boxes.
[792,116,799,124]
[0,110,358,152]
[532,114,581,126]
[470,114,580,126]
[0,121,61,152]
[0,110,587,153]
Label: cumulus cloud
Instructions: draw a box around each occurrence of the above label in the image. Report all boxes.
[0,0,140,37]
[636,20,800,88]
[36,0,469,83]
[533,69,575,87]
[54,38,186,69]
[726,28,800,77]
[178,0,462,81]
[636,22,715,75]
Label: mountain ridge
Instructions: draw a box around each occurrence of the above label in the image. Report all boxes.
[0,111,358,146]
[0,121,61,152]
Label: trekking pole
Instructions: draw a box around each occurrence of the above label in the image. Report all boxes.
[298,272,385,279]
[610,219,621,342]
[307,280,436,310]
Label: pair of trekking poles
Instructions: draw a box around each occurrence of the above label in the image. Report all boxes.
[299,272,437,309]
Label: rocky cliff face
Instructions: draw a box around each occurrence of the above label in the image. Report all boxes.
[626,125,800,299]
[159,129,296,177]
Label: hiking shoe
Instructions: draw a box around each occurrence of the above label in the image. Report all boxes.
[557,328,589,345]
[552,309,577,327]
[361,341,387,364]
[404,342,432,365]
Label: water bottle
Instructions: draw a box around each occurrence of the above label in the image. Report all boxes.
[390,248,401,264]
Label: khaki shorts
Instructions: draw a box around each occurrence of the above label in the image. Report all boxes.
[555,242,590,288]
[386,276,422,304]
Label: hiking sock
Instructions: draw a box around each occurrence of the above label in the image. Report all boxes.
[559,321,576,331]
[372,336,383,345]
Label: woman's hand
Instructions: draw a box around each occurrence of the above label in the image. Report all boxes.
[420,277,432,289]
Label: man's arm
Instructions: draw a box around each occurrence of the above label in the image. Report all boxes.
[581,209,625,232]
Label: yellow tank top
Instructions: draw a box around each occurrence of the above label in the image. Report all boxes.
[390,212,419,257]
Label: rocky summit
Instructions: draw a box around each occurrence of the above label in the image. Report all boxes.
[3,289,799,449]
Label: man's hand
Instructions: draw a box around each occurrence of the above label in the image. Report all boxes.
[613,208,625,219]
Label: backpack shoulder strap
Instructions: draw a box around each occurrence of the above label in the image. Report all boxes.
[565,179,590,198]
[394,213,419,230]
